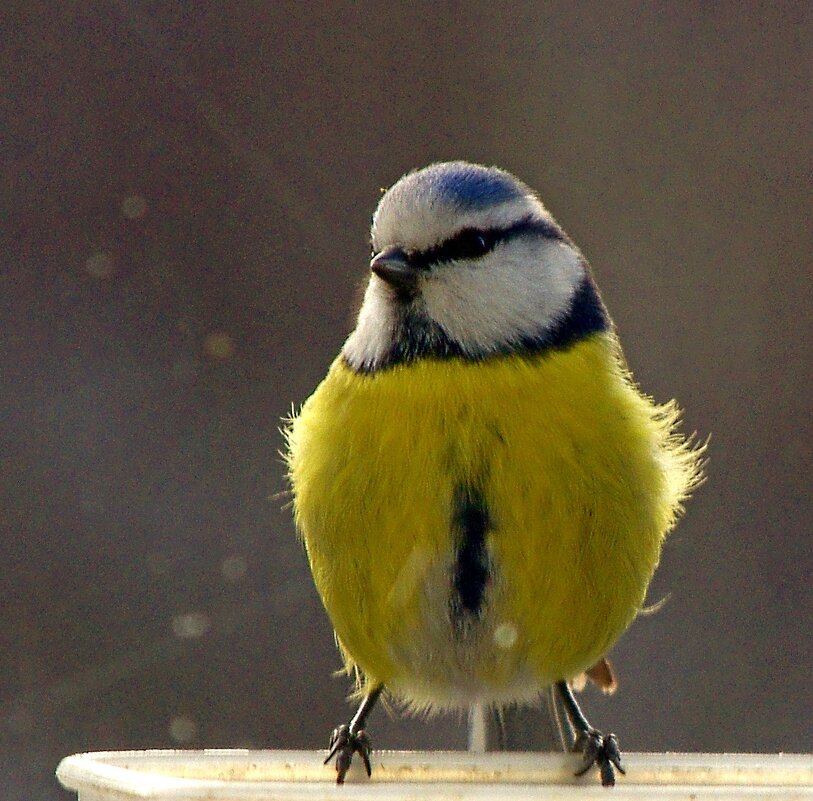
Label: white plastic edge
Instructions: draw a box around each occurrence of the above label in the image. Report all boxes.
[56,750,813,801]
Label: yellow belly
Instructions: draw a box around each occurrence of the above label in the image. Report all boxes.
[286,333,697,709]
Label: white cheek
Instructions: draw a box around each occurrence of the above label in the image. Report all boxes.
[423,240,583,353]
[342,279,397,367]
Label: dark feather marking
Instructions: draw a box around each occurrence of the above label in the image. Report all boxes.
[451,485,491,623]
[400,216,565,271]
[520,270,609,352]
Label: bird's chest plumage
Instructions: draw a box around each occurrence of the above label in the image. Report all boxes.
[287,335,671,708]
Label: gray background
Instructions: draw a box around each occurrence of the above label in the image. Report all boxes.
[2,3,811,799]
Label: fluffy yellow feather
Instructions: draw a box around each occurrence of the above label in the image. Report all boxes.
[286,333,698,709]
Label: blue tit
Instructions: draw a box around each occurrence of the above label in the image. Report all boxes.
[285,161,703,786]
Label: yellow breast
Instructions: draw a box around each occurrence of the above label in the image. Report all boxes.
[286,333,698,709]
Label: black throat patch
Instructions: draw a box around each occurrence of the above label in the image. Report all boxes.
[450,485,492,626]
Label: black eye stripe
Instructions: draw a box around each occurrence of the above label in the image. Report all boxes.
[413,228,492,268]
[374,216,565,270]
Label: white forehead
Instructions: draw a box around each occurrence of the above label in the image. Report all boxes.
[371,161,555,251]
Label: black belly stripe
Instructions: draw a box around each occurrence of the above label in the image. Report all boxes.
[451,485,491,622]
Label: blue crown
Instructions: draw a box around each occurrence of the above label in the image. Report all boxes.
[418,161,526,210]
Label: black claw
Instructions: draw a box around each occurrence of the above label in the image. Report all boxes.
[359,734,372,776]
[573,728,625,787]
[324,723,373,784]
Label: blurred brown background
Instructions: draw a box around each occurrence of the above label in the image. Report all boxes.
[1,3,811,799]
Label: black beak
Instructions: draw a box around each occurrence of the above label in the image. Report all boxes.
[370,247,420,293]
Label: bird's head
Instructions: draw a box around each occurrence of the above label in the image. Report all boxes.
[342,161,603,372]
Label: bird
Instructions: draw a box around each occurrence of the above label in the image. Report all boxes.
[284,161,703,787]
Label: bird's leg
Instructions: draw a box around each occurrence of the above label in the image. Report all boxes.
[325,684,384,784]
[555,680,625,787]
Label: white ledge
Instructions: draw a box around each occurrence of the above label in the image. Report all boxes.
[56,749,813,800]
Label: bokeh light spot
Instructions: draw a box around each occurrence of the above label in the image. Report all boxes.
[146,552,172,577]
[493,621,519,649]
[121,195,148,219]
[203,331,235,360]
[171,611,211,640]
[221,555,248,582]
[169,716,197,743]
[85,252,115,278]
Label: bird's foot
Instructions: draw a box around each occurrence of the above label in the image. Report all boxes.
[324,723,373,784]
[573,728,625,787]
